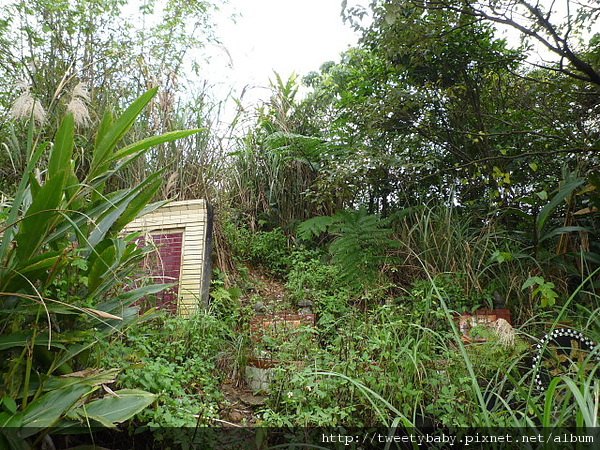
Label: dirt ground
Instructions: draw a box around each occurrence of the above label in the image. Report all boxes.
[217,268,293,426]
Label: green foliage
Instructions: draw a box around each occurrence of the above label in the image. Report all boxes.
[298,209,398,291]
[1,0,597,440]
[0,89,201,447]
[522,276,559,308]
[285,249,349,303]
[209,273,244,329]
[401,273,491,330]
[258,302,532,428]
[222,221,293,277]
[102,313,231,444]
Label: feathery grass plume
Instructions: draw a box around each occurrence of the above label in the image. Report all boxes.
[66,82,91,127]
[10,81,46,126]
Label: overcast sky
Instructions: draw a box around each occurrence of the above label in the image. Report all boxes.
[205,0,359,108]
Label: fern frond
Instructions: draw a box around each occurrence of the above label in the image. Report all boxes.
[299,208,399,291]
[297,215,334,240]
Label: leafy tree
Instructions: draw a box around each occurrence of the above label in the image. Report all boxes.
[0,0,220,194]
[300,1,599,216]
[344,0,600,87]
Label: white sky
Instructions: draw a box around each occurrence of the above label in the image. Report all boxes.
[204,0,359,108]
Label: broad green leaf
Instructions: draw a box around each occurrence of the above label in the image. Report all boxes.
[54,341,104,371]
[131,200,169,222]
[108,174,163,235]
[76,389,156,424]
[84,173,163,256]
[522,276,544,290]
[538,225,588,244]
[63,409,116,429]
[536,178,585,235]
[1,397,17,415]
[48,113,74,180]
[7,251,62,279]
[90,88,158,180]
[64,162,81,203]
[15,170,67,263]
[90,110,114,201]
[0,428,29,450]
[43,369,120,391]
[28,173,40,198]
[114,283,175,304]
[0,331,57,351]
[0,305,81,316]
[107,129,203,165]
[94,109,114,150]
[19,384,93,437]
[46,188,133,245]
[84,198,141,256]
[0,142,49,260]
[87,242,117,294]
[0,410,20,428]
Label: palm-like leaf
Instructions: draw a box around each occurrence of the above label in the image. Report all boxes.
[0,89,201,445]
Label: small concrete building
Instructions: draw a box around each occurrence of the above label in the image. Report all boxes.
[122,199,213,316]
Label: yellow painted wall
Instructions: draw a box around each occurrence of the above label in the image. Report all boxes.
[122,199,211,316]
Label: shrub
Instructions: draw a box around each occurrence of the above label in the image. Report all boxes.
[101,312,234,444]
[0,88,200,448]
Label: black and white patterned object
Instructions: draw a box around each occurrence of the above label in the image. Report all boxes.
[532,328,600,390]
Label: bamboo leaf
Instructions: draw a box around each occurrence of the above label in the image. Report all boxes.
[90,88,158,179]
[18,384,93,437]
[15,170,67,262]
[48,113,74,180]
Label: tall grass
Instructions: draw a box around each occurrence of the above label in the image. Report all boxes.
[260,215,600,431]
[107,85,229,204]
[388,201,577,321]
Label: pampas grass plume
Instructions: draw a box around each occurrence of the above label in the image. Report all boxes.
[10,81,46,126]
[67,82,91,127]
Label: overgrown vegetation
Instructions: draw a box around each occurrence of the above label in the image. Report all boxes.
[1,0,600,448]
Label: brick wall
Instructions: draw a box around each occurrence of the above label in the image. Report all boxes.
[141,231,183,313]
[122,199,212,316]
